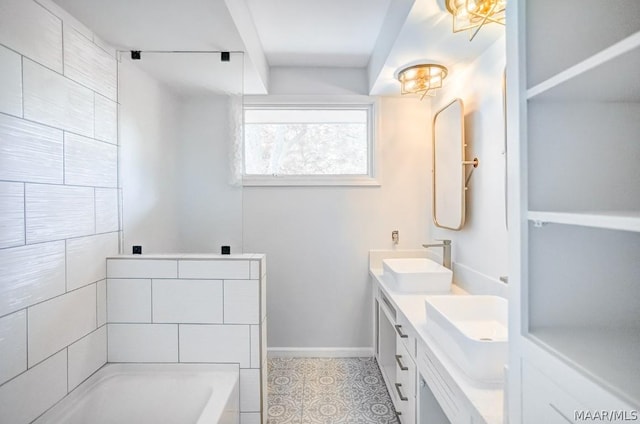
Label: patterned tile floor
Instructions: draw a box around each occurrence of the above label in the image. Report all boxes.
[267,357,399,424]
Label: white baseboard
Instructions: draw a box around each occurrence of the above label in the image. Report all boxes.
[267,347,374,358]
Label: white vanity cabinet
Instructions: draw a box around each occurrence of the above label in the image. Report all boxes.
[507,0,640,421]
[374,286,418,424]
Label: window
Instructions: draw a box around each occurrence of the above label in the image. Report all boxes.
[243,103,377,186]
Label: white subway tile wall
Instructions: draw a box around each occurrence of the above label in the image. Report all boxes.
[179,324,252,366]
[0,1,119,422]
[63,133,117,187]
[107,324,179,363]
[106,279,152,323]
[0,241,66,316]
[0,310,27,384]
[67,326,107,390]
[0,350,67,424]
[106,257,267,417]
[0,0,63,72]
[0,182,25,248]
[25,184,95,243]
[0,113,63,184]
[27,284,97,367]
[0,45,22,116]
[23,58,94,137]
[152,279,224,324]
[93,94,117,144]
[224,279,260,324]
[66,233,119,291]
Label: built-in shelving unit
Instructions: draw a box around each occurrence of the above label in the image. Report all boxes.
[527,211,640,232]
[509,0,640,417]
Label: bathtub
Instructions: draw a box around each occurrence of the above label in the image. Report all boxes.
[34,364,239,424]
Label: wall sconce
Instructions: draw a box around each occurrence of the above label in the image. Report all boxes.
[446,0,506,41]
[397,64,448,100]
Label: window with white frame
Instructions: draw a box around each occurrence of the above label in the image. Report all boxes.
[243,103,377,185]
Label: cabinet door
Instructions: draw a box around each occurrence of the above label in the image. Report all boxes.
[522,361,587,424]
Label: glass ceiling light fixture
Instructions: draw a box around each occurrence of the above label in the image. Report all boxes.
[446,0,506,41]
[397,64,448,100]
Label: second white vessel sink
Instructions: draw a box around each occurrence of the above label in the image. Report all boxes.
[425,295,508,382]
[382,258,452,293]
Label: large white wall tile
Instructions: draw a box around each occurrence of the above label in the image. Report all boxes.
[0,310,27,385]
[28,284,96,366]
[25,184,94,243]
[94,93,117,144]
[107,259,178,279]
[66,232,118,291]
[250,325,260,369]
[0,350,66,424]
[240,369,261,412]
[0,113,63,184]
[0,45,22,116]
[107,324,178,362]
[0,241,65,316]
[33,0,93,41]
[68,326,106,390]
[179,325,250,367]
[64,133,117,187]
[153,279,223,324]
[0,0,62,72]
[96,280,106,327]
[224,280,259,324]
[178,260,250,279]
[107,279,151,323]
[23,59,93,137]
[249,261,260,279]
[95,188,119,233]
[240,413,261,424]
[63,26,117,100]
[0,182,24,248]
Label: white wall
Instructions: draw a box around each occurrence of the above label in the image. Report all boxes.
[176,97,244,253]
[0,0,118,422]
[119,61,244,254]
[119,59,182,253]
[430,37,509,281]
[243,97,431,349]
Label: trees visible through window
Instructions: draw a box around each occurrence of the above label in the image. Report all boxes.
[244,107,372,178]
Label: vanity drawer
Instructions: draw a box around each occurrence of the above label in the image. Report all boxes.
[396,340,416,398]
[522,361,588,424]
[395,313,416,357]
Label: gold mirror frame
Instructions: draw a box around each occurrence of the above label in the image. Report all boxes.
[432,98,479,231]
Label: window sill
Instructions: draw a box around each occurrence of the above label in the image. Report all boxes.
[242,175,381,187]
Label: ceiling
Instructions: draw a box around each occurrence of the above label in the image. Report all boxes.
[245,0,391,67]
[52,0,504,96]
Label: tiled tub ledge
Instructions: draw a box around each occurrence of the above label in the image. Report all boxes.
[106,254,268,424]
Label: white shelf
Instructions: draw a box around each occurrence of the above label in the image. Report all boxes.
[527,30,640,101]
[528,211,640,232]
[528,328,640,407]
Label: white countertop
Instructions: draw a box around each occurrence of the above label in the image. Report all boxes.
[370,267,504,424]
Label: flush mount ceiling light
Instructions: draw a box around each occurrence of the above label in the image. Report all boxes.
[446,0,506,41]
[397,64,448,100]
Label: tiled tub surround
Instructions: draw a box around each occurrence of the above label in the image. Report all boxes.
[106,254,267,424]
[0,0,119,423]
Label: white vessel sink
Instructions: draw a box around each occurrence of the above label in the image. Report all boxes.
[425,295,508,382]
[382,258,452,293]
